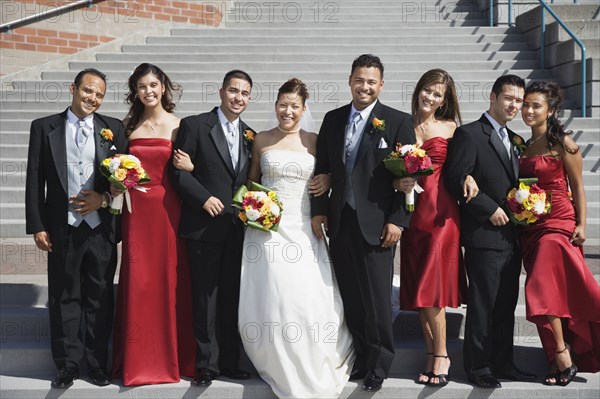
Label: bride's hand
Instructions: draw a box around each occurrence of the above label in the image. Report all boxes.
[309,173,331,197]
[173,149,194,172]
[463,175,479,203]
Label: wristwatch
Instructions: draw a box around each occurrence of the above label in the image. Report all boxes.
[101,193,109,209]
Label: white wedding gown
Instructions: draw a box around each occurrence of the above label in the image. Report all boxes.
[239,150,355,399]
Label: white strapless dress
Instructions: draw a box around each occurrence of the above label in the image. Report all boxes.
[239,150,355,398]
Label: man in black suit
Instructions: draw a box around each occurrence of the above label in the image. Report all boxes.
[170,70,254,387]
[444,75,536,388]
[25,68,128,388]
[311,54,414,392]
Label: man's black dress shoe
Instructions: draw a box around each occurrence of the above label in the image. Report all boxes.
[468,374,502,388]
[495,367,537,382]
[362,370,383,392]
[220,368,251,380]
[51,367,78,389]
[349,368,367,381]
[193,368,217,387]
[88,368,111,386]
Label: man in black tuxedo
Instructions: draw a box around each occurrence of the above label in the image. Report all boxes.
[170,70,254,387]
[444,75,536,388]
[25,68,127,389]
[311,54,414,392]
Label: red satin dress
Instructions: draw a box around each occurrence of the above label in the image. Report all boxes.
[519,155,600,372]
[400,137,467,310]
[112,138,196,385]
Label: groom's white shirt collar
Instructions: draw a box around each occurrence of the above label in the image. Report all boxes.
[484,111,504,136]
[217,107,240,132]
[349,100,378,125]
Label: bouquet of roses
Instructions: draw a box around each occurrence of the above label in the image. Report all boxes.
[383,143,434,211]
[100,154,150,214]
[507,178,551,225]
[232,181,283,232]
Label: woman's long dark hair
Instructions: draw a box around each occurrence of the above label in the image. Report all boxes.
[124,63,182,135]
[525,81,572,147]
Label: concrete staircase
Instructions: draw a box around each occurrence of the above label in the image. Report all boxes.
[1,0,599,397]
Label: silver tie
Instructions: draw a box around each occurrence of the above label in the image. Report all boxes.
[499,126,511,159]
[227,122,237,167]
[345,111,362,159]
[76,120,90,148]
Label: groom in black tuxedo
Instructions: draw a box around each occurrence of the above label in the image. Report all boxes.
[311,54,414,392]
[444,75,536,388]
[25,68,127,388]
[170,70,254,387]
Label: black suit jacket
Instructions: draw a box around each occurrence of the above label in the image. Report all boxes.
[444,114,520,250]
[311,101,415,245]
[25,109,128,250]
[170,107,253,242]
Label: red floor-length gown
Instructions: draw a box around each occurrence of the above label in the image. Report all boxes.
[113,138,196,385]
[519,155,600,372]
[400,137,467,310]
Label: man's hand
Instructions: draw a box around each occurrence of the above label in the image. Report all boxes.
[203,196,224,217]
[70,190,103,215]
[34,231,52,252]
[489,207,509,226]
[311,215,328,239]
[381,223,402,248]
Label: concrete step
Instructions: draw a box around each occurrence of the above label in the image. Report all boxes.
[119,42,535,54]
[65,59,542,73]
[93,51,540,62]
[169,26,515,36]
[221,19,492,27]
[2,371,598,399]
[0,203,24,219]
[145,34,530,45]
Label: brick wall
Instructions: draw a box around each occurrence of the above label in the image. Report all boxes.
[0,0,223,76]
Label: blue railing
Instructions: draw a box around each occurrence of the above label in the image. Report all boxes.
[489,0,587,117]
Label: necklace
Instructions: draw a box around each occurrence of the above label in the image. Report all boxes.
[277,126,300,134]
[529,133,546,145]
[144,119,161,135]
[416,118,437,134]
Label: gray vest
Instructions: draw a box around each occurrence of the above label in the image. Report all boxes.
[344,123,364,209]
[66,125,101,228]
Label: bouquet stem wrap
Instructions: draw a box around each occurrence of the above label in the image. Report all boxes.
[383,144,433,212]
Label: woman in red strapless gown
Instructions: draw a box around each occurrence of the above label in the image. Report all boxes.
[519,81,600,387]
[112,64,196,385]
[395,70,467,387]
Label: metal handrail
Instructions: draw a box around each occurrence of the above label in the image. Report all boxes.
[0,0,104,33]
[493,0,587,117]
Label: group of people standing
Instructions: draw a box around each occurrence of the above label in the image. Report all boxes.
[25,53,599,398]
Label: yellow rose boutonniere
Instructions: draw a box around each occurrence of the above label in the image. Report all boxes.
[243,129,255,145]
[512,134,527,155]
[100,128,114,144]
[371,117,385,133]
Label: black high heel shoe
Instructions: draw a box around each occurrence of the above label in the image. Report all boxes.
[556,344,577,386]
[427,354,450,387]
[415,353,433,385]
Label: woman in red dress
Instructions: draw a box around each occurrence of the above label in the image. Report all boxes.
[393,69,468,387]
[519,81,600,386]
[112,63,196,385]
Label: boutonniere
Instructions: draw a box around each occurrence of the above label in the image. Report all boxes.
[370,117,385,134]
[512,134,527,155]
[100,128,114,144]
[243,129,255,145]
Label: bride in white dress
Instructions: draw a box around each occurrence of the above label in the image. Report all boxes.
[238,78,355,398]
